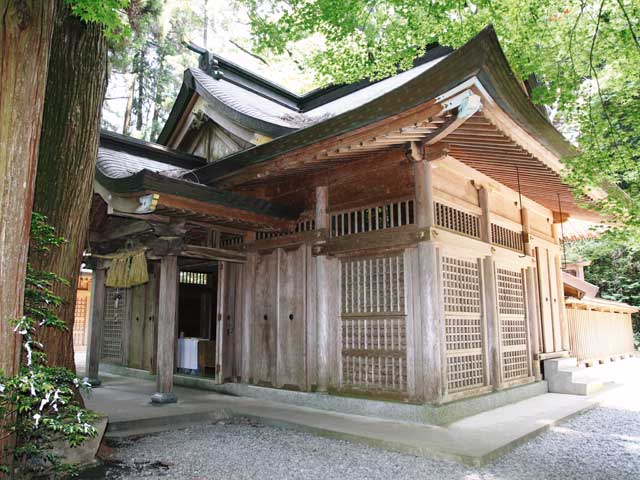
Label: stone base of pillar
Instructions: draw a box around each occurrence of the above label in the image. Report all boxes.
[86,377,102,387]
[150,392,178,404]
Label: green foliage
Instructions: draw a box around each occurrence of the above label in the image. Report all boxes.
[0,214,97,478]
[104,0,199,140]
[66,0,131,40]
[567,235,640,346]
[241,0,640,230]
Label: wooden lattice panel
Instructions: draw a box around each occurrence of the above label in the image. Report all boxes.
[219,233,244,248]
[491,224,524,252]
[256,219,315,240]
[331,199,414,238]
[497,268,530,380]
[441,256,486,392]
[340,253,408,393]
[434,202,480,238]
[179,271,209,285]
[73,296,88,347]
[102,288,126,363]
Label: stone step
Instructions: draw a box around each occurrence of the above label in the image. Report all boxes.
[544,357,606,396]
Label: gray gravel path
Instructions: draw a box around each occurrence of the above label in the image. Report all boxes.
[81,404,640,480]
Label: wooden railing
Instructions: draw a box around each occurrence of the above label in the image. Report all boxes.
[566,307,635,364]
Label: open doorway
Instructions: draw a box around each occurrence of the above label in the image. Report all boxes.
[177,263,217,377]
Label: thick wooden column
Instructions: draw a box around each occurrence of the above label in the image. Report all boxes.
[413,157,444,402]
[315,186,331,392]
[241,232,256,382]
[151,254,179,404]
[85,267,106,386]
[551,222,570,352]
[479,186,503,389]
[522,208,542,380]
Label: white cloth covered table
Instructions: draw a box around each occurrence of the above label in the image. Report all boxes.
[177,337,200,370]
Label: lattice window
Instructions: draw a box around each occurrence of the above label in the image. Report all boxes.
[102,288,126,363]
[342,254,405,315]
[341,253,408,394]
[180,271,209,285]
[442,256,486,392]
[442,257,482,314]
[497,269,526,316]
[331,199,414,238]
[447,354,484,391]
[497,268,530,381]
[219,233,244,248]
[434,202,480,238]
[73,297,88,347]
[491,224,524,252]
[256,219,315,240]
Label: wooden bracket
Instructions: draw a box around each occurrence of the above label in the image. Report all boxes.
[408,141,450,163]
[417,227,438,241]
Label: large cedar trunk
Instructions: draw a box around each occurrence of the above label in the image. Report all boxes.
[0,0,56,463]
[31,0,108,373]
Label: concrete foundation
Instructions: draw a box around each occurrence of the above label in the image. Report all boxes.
[100,363,547,425]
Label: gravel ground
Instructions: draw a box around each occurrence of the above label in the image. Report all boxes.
[80,404,640,480]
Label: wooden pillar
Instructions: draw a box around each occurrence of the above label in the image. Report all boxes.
[241,232,256,382]
[479,186,503,389]
[151,254,179,404]
[85,267,106,386]
[552,223,570,352]
[522,208,542,380]
[315,186,331,392]
[413,157,444,402]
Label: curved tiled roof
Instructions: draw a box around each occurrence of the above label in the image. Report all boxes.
[188,55,447,134]
[97,147,192,179]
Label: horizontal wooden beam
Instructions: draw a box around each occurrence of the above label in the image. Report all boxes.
[180,244,247,263]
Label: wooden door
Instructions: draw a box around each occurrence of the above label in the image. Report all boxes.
[218,262,241,382]
[143,270,157,371]
[252,251,278,385]
[340,252,408,395]
[276,246,307,389]
[535,247,555,353]
[128,284,146,369]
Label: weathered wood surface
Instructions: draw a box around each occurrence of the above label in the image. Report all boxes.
[413,159,444,402]
[0,0,55,382]
[128,284,146,369]
[315,186,330,392]
[252,250,278,385]
[276,246,306,389]
[181,244,247,263]
[566,307,635,364]
[86,268,106,384]
[240,236,256,381]
[154,255,179,399]
[143,269,157,371]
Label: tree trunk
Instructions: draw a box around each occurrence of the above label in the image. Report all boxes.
[122,74,135,135]
[135,45,146,130]
[0,0,55,463]
[31,0,108,374]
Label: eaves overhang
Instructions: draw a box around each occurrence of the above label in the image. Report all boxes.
[190,25,575,187]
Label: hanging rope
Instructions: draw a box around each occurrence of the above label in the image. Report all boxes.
[557,193,568,269]
[97,248,149,288]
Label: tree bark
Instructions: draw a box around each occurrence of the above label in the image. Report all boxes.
[31,0,108,373]
[122,74,135,135]
[0,0,55,464]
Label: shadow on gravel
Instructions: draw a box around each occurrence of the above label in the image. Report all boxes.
[78,436,174,479]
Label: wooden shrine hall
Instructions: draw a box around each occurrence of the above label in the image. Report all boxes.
[86,26,621,408]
